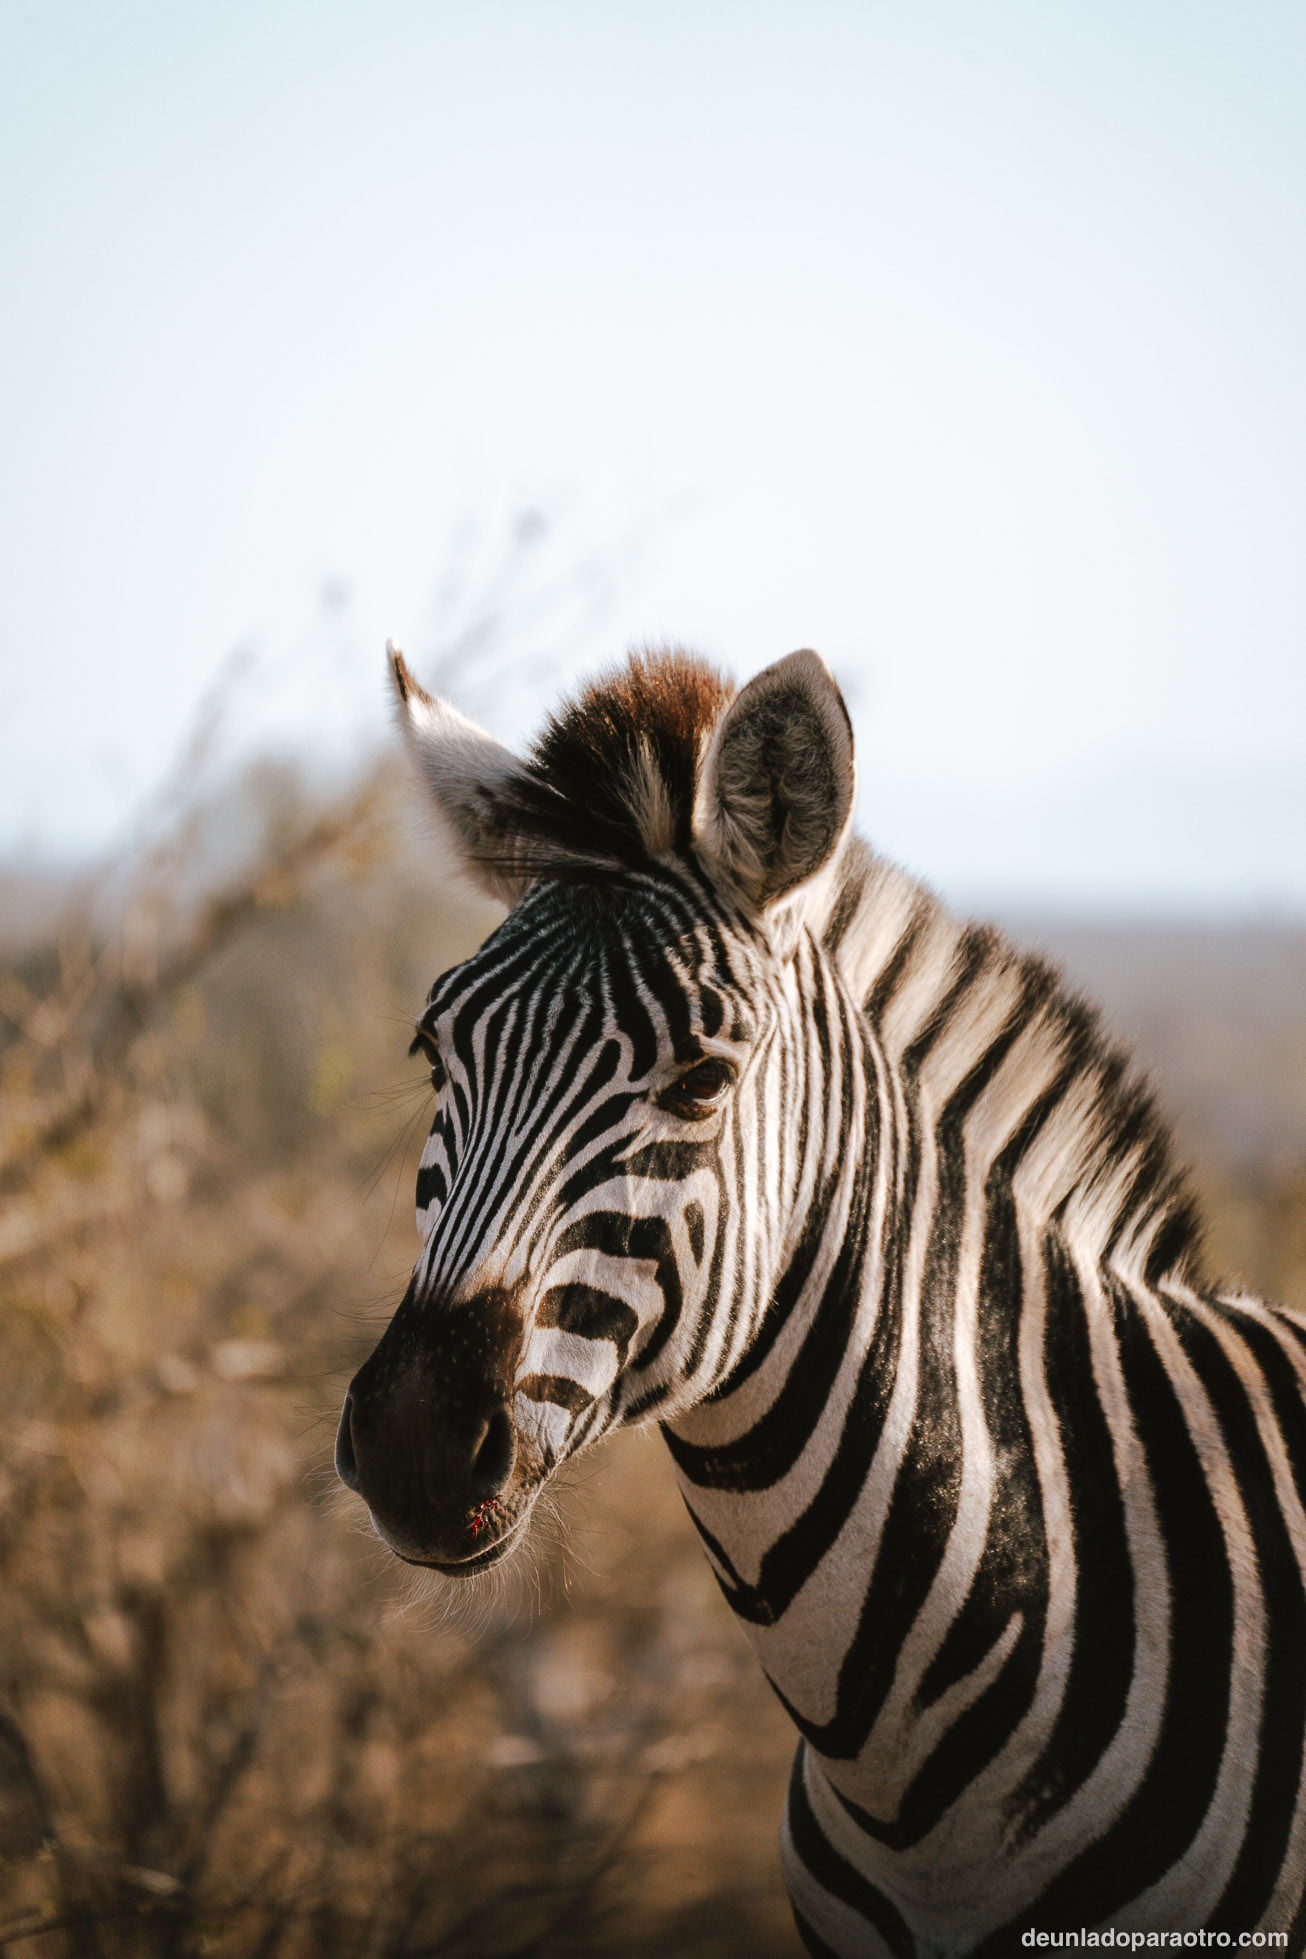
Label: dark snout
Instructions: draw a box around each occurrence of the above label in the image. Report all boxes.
[335,1285,525,1570]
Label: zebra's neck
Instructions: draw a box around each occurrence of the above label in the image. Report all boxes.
[665,830,1203,1678]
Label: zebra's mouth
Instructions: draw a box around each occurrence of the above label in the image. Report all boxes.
[391,1508,529,1575]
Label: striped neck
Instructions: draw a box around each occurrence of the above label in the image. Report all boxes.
[662,933,897,1628]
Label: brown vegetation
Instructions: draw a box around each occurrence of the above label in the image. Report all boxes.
[0,748,799,1959]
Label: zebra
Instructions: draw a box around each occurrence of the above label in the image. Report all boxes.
[335,642,1306,1957]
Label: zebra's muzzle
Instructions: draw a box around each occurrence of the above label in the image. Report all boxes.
[391,1505,531,1575]
[334,1284,529,1570]
[334,1386,525,1567]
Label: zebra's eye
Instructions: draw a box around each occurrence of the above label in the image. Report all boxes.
[409,1026,447,1093]
[657,1056,735,1120]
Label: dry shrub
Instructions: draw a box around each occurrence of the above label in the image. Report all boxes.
[0,742,797,1959]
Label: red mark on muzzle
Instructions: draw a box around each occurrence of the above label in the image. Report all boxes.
[469,1498,506,1540]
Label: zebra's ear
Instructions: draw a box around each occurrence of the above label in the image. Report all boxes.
[693,649,856,927]
[388,642,531,905]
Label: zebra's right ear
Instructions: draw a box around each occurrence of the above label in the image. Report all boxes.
[388,643,531,906]
[692,648,856,932]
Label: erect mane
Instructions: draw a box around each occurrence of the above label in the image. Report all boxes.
[492,649,735,881]
[962,922,1207,1286]
[827,846,1207,1285]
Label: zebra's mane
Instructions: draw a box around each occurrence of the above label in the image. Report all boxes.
[496,649,1203,1285]
[826,843,1207,1288]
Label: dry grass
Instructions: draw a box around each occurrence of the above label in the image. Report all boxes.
[0,743,800,1959]
[0,717,1301,1958]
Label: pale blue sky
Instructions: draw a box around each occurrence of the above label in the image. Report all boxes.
[2,2,1303,907]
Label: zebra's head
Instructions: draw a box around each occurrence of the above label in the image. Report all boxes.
[335,646,857,1573]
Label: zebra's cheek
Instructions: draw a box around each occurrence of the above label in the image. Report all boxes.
[527,1327,623,1404]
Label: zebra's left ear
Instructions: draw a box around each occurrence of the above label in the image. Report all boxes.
[387,642,531,906]
[692,649,856,932]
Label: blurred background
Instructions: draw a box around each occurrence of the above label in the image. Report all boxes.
[1,3,1303,1954]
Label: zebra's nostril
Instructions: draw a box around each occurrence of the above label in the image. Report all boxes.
[334,1393,360,1490]
[469,1405,516,1501]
